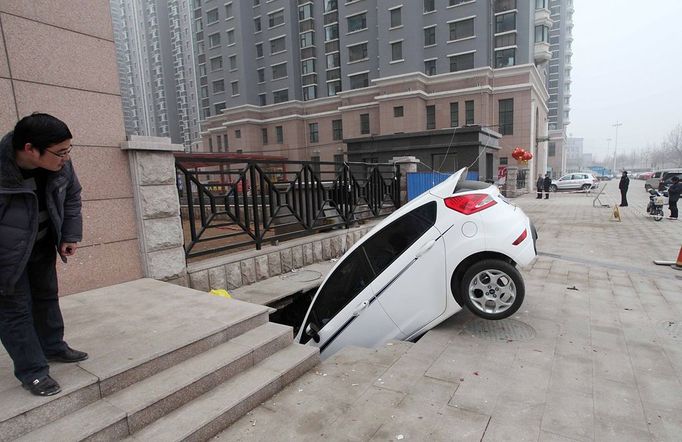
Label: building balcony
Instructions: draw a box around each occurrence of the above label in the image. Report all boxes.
[534,8,552,27]
[534,41,552,64]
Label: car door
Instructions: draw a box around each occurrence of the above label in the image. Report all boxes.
[297,245,402,357]
[556,174,572,190]
[364,201,447,339]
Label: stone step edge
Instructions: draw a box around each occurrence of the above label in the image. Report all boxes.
[15,323,295,441]
[128,343,320,441]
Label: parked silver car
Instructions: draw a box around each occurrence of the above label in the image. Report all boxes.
[550,173,598,192]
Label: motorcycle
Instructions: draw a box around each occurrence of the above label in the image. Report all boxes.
[647,188,667,221]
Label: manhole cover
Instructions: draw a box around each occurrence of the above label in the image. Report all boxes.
[658,320,681,339]
[464,318,536,342]
[280,270,323,283]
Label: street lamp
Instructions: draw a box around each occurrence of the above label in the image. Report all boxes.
[606,138,612,168]
[612,122,623,173]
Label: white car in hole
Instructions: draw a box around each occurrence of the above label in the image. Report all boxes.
[296,168,537,358]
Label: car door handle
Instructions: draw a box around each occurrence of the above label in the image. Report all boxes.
[415,240,436,259]
[352,300,369,317]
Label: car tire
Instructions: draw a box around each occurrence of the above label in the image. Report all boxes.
[581,184,591,191]
[460,259,525,320]
[550,184,558,192]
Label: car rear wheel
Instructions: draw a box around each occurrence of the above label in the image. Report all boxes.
[581,184,591,191]
[460,259,524,320]
[550,184,558,192]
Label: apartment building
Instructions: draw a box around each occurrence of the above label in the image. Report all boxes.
[197,0,555,182]
[545,0,573,177]
[110,0,201,149]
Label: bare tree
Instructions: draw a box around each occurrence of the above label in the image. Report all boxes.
[663,124,682,167]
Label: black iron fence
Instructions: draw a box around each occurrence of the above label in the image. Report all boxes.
[176,157,401,258]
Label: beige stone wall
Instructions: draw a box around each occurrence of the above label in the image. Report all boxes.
[0,1,143,294]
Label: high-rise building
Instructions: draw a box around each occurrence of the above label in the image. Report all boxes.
[110,0,200,149]
[565,137,583,172]
[546,0,573,177]
[197,0,557,182]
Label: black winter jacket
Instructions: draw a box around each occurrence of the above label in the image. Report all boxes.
[668,182,681,203]
[0,132,82,296]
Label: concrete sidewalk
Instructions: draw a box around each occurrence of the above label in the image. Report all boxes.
[220,184,682,441]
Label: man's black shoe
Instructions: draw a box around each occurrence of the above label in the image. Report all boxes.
[22,375,61,396]
[47,345,88,363]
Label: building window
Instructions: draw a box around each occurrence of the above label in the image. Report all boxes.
[348,43,368,62]
[299,3,313,21]
[300,31,315,48]
[332,119,343,140]
[449,18,474,41]
[217,135,224,152]
[262,128,268,144]
[227,29,235,45]
[449,0,470,5]
[270,36,285,54]
[535,0,548,9]
[424,26,436,46]
[256,43,263,57]
[302,59,316,75]
[276,125,284,143]
[548,142,556,156]
[235,129,241,139]
[500,156,508,165]
[268,10,285,28]
[200,86,208,98]
[254,17,262,32]
[214,102,226,114]
[208,137,213,152]
[210,56,223,71]
[208,32,221,48]
[334,153,344,165]
[495,0,517,12]
[325,24,339,41]
[225,2,233,18]
[424,59,437,76]
[465,100,474,125]
[272,63,287,79]
[259,93,267,106]
[231,81,239,96]
[273,89,289,103]
[390,8,402,28]
[257,68,265,83]
[229,55,237,70]
[450,102,459,127]
[324,0,337,12]
[328,80,342,96]
[327,52,340,68]
[347,13,367,32]
[449,53,474,72]
[426,105,436,130]
[212,79,225,93]
[424,0,435,13]
[495,48,515,68]
[498,98,513,135]
[391,41,403,61]
[535,25,549,43]
[495,12,516,33]
[350,72,369,89]
[360,113,370,134]
[303,85,317,101]
[206,8,219,24]
[495,33,516,48]
[309,123,319,143]
[394,106,404,117]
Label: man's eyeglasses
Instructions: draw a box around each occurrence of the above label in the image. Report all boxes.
[45,145,73,158]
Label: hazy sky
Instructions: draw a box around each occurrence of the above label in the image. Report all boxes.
[570,0,682,159]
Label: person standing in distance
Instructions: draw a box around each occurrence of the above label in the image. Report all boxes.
[618,171,629,207]
[668,176,681,220]
[536,174,544,199]
[0,113,88,397]
[543,173,552,199]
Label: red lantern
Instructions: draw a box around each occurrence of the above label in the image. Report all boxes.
[522,151,533,161]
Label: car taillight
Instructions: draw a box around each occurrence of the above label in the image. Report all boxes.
[444,194,497,215]
[512,229,527,245]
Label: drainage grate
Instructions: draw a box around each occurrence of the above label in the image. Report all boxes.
[464,318,536,342]
[658,320,681,339]
[280,270,323,283]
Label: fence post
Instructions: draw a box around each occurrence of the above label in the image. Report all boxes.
[121,136,187,285]
[392,156,419,205]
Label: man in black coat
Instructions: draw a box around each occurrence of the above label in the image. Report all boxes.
[543,173,552,199]
[536,174,544,199]
[619,171,629,207]
[668,176,681,220]
[0,113,88,396]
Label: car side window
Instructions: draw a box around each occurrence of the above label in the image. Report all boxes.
[362,202,437,277]
[301,247,374,343]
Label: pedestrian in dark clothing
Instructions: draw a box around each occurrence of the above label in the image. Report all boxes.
[0,113,88,397]
[536,175,543,199]
[668,176,681,220]
[543,174,552,199]
[619,171,629,207]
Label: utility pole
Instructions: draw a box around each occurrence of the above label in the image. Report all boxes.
[606,138,612,168]
[612,122,623,173]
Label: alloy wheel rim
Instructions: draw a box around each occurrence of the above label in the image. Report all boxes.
[468,269,516,314]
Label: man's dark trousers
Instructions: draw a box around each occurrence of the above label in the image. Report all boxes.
[0,238,66,384]
[620,190,628,206]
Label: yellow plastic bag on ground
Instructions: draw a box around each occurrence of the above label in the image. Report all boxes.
[209,289,232,299]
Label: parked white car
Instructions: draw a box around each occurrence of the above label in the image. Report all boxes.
[550,173,598,192]
[295,168,537,358]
